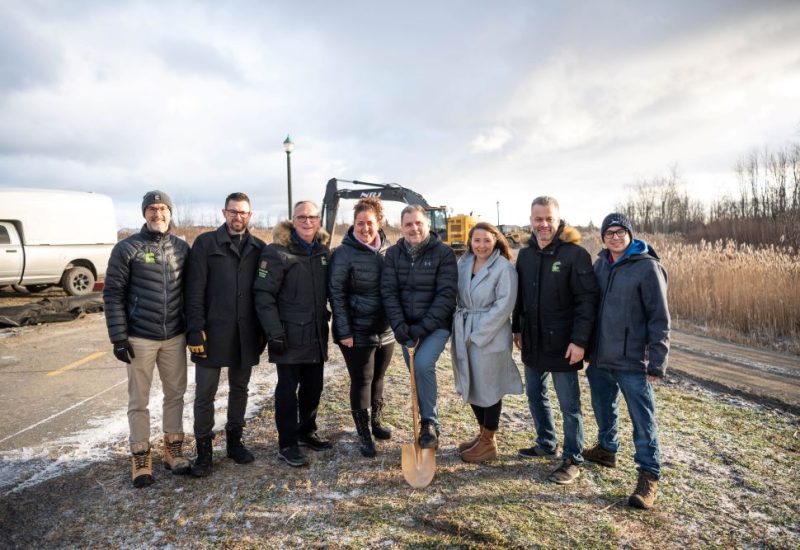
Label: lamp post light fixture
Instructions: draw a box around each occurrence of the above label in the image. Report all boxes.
[283,135,294,219]
[496,200,500,226]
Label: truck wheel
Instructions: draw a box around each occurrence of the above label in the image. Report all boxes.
[62,266,95,296]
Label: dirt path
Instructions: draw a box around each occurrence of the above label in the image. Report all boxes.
[670,330,800,412]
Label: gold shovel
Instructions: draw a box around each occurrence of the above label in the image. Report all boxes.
[401,344,436,488]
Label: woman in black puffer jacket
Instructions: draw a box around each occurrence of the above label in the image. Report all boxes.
[328,197,395,457]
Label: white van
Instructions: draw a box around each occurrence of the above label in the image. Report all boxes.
[0,188,118,295]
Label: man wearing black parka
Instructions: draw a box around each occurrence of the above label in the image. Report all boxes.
[185,192,266,476]
[512,195,598,485]
[253,200,332,467]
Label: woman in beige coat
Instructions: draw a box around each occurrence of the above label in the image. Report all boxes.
[451,222,522,463]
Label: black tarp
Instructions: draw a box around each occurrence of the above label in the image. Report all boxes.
[0,293,104,327]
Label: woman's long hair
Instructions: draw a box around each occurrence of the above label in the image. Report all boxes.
[467,222,512,260]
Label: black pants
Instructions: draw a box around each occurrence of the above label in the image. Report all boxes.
[275,362,324,448]
[470,400,503,431]
[194,364,253,439]
[340,342,394,410]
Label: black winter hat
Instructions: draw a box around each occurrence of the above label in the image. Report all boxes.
[600,212,634,238]
[141,190,174,215]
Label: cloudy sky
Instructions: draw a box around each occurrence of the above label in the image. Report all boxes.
[2,0,799,229]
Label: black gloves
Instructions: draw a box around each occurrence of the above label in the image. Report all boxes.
[187,330,207,359]
[112,339,135,364]
[394,324,411,346]
[408,324,426,342]
[268,337,287,356]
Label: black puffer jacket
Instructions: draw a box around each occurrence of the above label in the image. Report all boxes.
[103,225,190,342]
[511,222,598,372]
[381,233,457,342]
[253,221,330,365]
[185,225,266,369]
[328,227,394,347]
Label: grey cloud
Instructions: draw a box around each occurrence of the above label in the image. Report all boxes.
[156,38,243,82]
[0,10,62,92]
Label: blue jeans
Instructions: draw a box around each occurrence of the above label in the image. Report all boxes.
[401,329,450,426]
[524,366,584,464]
[586,364,661,479]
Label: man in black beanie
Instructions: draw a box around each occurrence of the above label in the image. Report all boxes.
[103,190,191,488]
[585,212,670,510]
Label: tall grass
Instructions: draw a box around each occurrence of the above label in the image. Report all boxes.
[655,237,799,351]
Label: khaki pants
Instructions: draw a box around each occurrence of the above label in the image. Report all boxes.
[127,335,187,453]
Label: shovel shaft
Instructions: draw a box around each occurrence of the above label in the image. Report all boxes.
[408,346,420,437]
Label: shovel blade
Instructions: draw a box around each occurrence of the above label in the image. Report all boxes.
[401,442,436,488]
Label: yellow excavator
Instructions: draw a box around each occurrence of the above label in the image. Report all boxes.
[321,178,476,254]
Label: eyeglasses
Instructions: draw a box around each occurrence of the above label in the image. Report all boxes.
[603,228,628,240]
[225,209,251,218]
[295,215,320,223]
[146,206,170,215]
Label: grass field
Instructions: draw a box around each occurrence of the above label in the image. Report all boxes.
[2,344,798,548]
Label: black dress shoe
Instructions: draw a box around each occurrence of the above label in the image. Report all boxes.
[297,432,333,451]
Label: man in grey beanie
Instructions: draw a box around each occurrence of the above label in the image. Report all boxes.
[103,190,191,487]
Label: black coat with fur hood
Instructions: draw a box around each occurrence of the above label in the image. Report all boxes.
[253,221,331,365]
[512,222,599,372]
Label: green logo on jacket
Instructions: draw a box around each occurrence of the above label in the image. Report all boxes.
[144,252,155,264]
[552,261,561,273]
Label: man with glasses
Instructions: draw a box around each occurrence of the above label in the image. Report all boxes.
[512,196,598,485]
[185,192,266,476]
[254,201,332,467]
[584,213,669,509]
[104,190,191,487]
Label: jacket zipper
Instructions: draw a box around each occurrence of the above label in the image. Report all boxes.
[161,241,168,339]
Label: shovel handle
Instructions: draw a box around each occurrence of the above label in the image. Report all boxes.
[406,344,421,438]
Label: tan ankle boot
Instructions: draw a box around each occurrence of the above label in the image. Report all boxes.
[460,429,497,463]
[458,426,484,452]
[131,448,154,488]
[163,433,191,475]
[629,470,659,509]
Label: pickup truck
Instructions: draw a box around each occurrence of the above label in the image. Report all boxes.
[0,189,117,295]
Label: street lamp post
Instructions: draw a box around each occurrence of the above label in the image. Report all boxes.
[496,201,500,226]
[283,135,294,219]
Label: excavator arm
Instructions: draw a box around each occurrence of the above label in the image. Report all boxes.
[321,178,434,237]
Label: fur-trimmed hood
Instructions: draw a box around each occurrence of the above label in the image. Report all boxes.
[272,219,330,247]
[558,223,582,245]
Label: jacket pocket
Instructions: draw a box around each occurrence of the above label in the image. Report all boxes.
[282,310,313,349]
[623,327,628,357]
[543,320,571,356]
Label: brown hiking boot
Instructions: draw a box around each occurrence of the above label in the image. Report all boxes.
[163,433,191,475]
[131,448,154,488]
[547,458,581,484]
[461,429,497,463]
[583,443,617,468]
[458,426,484,452]
[629,470,659,509]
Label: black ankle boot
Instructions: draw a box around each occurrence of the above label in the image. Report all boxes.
[226,427,255,464]
[352,409,377,458]
[191,436,213,477]
[371,399,392,440]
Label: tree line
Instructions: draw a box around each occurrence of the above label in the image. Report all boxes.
[615,139,800,248]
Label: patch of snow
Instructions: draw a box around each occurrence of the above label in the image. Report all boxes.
[0,362,279,495]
